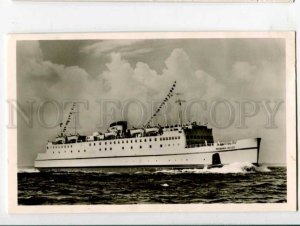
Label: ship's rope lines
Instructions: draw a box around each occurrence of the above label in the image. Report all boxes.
[59,102,76,137]
[145,81,176,127]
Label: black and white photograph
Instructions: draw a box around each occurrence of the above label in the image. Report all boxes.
[7,32,296,213]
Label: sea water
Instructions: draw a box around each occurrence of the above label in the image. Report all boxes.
[18,162,286,205]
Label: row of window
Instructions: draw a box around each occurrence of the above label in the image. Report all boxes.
[51,143,181,154]
[49,144,73,149]
[160,136,180,141]
[186,135,211,139]
[48,136,181,149]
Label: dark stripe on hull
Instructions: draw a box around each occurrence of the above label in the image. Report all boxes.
[37,164,225,173]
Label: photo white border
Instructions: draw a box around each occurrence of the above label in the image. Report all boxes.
[7,31,297,214]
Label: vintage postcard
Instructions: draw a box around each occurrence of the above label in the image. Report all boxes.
[7,32,296,213]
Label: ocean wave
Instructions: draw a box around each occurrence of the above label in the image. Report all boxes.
[155,162,271,174]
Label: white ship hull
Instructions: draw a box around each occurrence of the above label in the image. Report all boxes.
[34,136,261,170]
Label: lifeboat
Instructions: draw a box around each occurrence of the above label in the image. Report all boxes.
[104,131,117,139]
[55,137,65,144]
[145,127,159,135]
[130,129,144,137]
[67,135,78,143]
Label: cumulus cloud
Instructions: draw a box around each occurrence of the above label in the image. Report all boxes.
[231,61,257,81]
[18,42,224,148]
[80,40,151,58]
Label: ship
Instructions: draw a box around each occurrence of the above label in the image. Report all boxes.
[34,81,261,171]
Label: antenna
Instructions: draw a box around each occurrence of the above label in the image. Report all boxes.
[175,93,186,126]
[74,110,76,135]
[72,103,77,135]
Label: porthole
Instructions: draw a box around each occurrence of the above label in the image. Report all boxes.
[94,143,96,146]
[122,147,124,150]
[160,144,162,148]
[131,146,133,149]
[110,147,112,150]
[144,139,146,142]
[105,148,107,151]
[149,145,152,148]
[149,138,152,142]
[140,146,142,149]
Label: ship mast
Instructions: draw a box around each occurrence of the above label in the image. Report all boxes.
[175,93,186,126]
[74,105,77,135]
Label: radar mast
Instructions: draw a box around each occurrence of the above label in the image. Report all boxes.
[175,93,186,126]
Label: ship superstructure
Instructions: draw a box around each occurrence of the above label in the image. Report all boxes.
[34,81,261,170]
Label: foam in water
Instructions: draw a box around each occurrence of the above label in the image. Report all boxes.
[255,165,271,172]
[17,162,271,174]
[155,162,271,174]
[18,168,40,173]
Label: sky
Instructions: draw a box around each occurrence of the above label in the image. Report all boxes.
[16,38,286,167]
